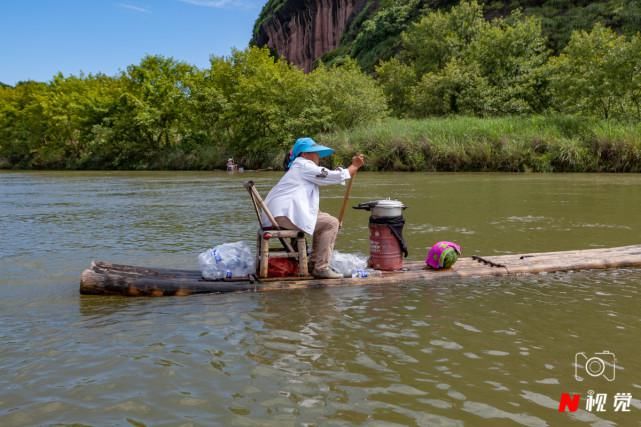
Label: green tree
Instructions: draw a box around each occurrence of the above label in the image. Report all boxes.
[468,12,549,114]
[123,56,196,152]
[401,0,487,75]
[205,48,387,168]
[628,34,641,119]
[0,81,49,167]
[350,0,421,71]
[547,24,639,119]
[392,1,550,117]
[208,47,312,167]
[375,58,417,117]
[26,73,124,168]
[309,59,388,130]
[411,60,491,116]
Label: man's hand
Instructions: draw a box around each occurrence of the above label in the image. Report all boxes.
[348,154,364,177]
[351,154,365,169]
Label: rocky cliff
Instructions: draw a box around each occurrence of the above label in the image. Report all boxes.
[252,0,376,72]
[252,0,641,73]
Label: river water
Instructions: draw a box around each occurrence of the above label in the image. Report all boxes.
[1,171,641,426]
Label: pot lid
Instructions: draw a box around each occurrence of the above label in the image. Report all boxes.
[353,199,407,210]
[373,199,405,208]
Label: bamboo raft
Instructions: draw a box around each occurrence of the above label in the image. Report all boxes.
[79,244,641,296]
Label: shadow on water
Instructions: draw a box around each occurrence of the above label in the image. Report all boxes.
[78,295,161,321]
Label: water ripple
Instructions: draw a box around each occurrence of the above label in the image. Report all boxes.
[2,172,641,425]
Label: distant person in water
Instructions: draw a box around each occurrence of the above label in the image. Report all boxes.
[263,137,364,279]
[226,158,237,172]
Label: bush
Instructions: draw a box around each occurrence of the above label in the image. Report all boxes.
[546,24,641,120]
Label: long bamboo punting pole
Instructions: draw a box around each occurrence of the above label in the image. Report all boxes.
[79,245,641,297]
[338,170,356,228]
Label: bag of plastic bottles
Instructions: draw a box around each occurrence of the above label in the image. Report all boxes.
[198,241,256,280]
[330,250,368,278]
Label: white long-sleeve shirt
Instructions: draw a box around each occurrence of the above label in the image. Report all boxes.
[263,157,351,234]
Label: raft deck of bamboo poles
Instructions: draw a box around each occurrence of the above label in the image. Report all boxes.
[79,244,641,297]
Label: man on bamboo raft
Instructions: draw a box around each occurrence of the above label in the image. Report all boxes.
[263,137,365,279]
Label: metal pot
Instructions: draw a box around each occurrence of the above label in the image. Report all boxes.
[371,199,405,217]
[354,199,406,217]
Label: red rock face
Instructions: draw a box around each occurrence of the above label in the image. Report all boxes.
[254,0,371,72]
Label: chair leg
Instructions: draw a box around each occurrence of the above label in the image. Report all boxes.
[255,232,262,276]
[259,237,270,278]
[297,233,308,276]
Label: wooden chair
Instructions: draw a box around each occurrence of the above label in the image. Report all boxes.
[244,181,309,278]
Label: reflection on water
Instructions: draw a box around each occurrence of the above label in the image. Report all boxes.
[1,171,641,426]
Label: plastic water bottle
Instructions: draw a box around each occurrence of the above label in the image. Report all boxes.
[351,269,383,278]
[351,269,368,278]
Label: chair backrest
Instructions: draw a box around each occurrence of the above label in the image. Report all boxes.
[244,181,296,254]
[244,180,277,229]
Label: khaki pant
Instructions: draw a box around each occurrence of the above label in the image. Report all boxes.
[274,212,339,272]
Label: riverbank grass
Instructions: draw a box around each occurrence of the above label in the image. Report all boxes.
[322,116,641,172]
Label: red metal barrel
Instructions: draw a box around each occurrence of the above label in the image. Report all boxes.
[368,222,403,270]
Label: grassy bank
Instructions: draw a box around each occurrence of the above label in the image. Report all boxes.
[321,116,641,172]
[4,115,640,172]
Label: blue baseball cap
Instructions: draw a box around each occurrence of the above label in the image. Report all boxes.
[288,137,334,167]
